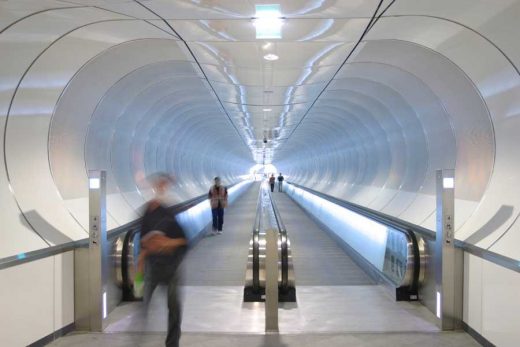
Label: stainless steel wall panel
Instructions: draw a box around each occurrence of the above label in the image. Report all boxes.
[0,7,128,257]
[0,6,252,257]
[364,16,518,255]
[5,21,175,243]
[275,18,507,256]
[2,1,520,345]
[50,42,192,229]
[0,0,75,32]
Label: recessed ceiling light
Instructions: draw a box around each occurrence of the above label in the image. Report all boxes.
[254,4,283,39]
[263,108,272,112]
[263,53,279,61]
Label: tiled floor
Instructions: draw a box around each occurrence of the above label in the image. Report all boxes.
[49,187,480,346]
[49,331,480,347]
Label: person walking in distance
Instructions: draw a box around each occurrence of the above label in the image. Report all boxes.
[208,177,228,235]
[138,173,187,347]
[277,173,284,192]
[269,174,275,192]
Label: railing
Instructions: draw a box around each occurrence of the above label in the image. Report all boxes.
[252,187,263,291]
[0,220,137,271]
[0,181,243,271]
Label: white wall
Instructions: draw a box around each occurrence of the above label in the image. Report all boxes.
[464,253,520,347]
[0,252,74,347]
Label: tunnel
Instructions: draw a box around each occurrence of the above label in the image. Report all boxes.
[0,1,519,347]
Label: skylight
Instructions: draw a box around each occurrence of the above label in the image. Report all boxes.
[254,4,283,39]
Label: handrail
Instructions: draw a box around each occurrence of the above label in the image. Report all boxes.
[0,219,141,271]
[0,181,243,271]
[454,239,520,274]
[288,182,435,240]
[252,185,263,290]
[266,187,289,289]
[288,182,520,275]
[266,187,286,232]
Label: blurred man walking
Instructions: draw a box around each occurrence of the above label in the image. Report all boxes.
[138,173,187,347]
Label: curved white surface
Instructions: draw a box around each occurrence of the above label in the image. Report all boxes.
[1,1,520,345]
[0,0,518,258]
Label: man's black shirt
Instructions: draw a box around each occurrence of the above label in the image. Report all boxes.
[141,203,187,266]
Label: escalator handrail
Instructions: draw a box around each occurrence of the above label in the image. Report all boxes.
[266,187,290,290]
[287,182,435,240]
[266,187,286,232]
[252,186,264,290]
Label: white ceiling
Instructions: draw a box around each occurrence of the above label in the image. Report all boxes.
[49,0,385,163]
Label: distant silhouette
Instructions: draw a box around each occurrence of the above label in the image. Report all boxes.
[277,173,284,192]
[269,174,275,192]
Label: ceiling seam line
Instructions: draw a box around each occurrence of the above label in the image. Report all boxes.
[280,0,392,153]
[133,0,253,153]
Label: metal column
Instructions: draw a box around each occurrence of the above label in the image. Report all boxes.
[265,229,279,333]
[435,169,463,330]
[75,170,108,331]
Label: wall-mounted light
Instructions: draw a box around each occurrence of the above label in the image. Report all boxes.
[436,291,441,318]
[103,291,107,319]
[263,53,279,61]
[443,177,454,189]
[89,178,100,189]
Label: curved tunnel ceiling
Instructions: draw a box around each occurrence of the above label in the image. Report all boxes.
[0,0,519,263]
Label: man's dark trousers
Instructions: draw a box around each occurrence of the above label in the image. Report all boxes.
[212,207,224,231]
[143,261,182,347]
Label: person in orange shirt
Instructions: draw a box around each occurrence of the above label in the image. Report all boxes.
[208,177,228,235]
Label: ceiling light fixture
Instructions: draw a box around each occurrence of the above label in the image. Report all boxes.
[263,108,272,112]
[254,4,283,39]
[263,53,279,61]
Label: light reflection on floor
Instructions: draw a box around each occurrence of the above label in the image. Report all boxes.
[105,285,439,334]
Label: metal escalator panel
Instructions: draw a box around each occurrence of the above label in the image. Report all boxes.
[120,228,141,301]
[244,182,295,302]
